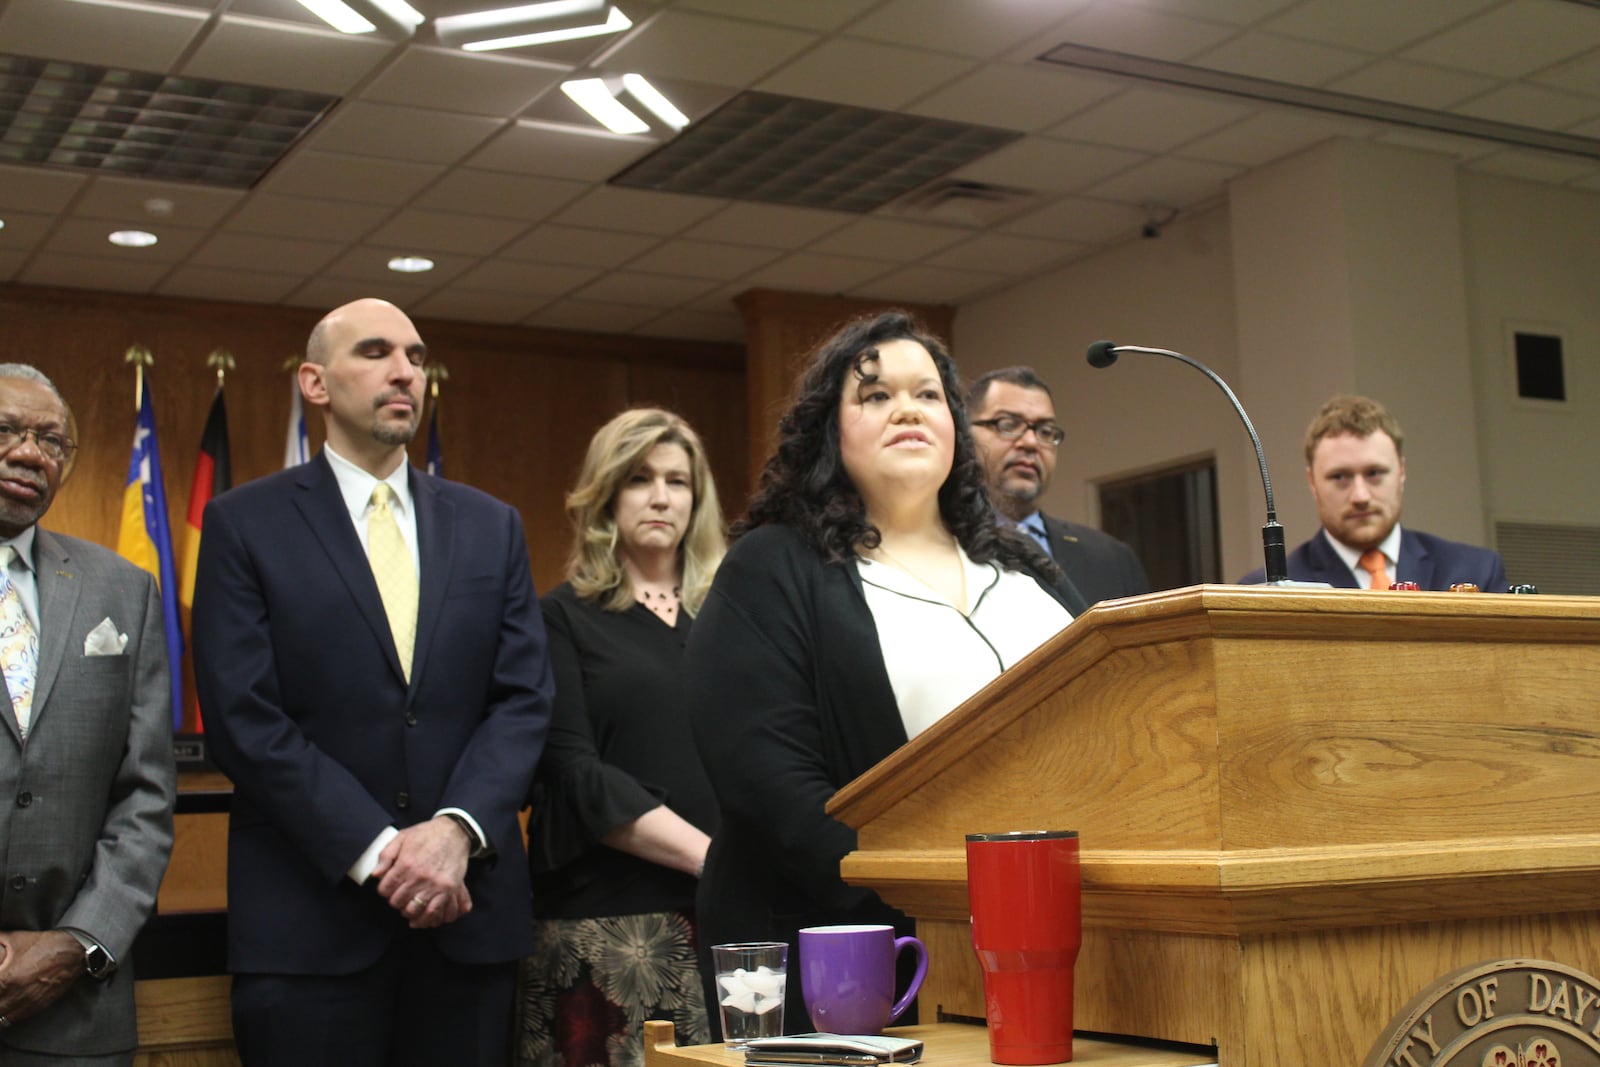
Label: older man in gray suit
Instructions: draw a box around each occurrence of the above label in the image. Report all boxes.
[0,365,176,1065]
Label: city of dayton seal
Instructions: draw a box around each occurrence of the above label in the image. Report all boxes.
[1363,959,1600,1067]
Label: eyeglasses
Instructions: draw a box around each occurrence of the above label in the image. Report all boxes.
[0,423,78,463]
[971,414,1065,447]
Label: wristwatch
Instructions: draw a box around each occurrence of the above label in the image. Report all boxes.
[83,941,115,980]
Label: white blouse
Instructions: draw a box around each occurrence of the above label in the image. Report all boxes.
[856,547,1073,740]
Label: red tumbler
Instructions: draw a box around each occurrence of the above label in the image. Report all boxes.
[965,830,1082,1065]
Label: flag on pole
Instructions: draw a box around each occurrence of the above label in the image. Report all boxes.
[179,384,230,732]
[116,372,185,730]
[425,402,443,478]
[284,373,309,468]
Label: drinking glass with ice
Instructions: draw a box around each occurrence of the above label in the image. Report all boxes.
[711,941,788,1047]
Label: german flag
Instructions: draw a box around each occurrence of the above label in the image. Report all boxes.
[179,386,230,731]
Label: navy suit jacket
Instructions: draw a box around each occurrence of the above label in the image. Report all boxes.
[1040,513,1151,605]
[193,453,553,973]
[1237,527,1508,592]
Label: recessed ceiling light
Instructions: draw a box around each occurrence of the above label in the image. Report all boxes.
[622,75,688,131]
[388,255,435,273]
[436,0,631,52]
[109,230,158,248]
[562,78,649,135]
[294,0,423,38]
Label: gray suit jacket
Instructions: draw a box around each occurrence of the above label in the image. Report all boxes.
[0,529,176,1058]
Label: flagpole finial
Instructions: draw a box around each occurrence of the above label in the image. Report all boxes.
[207,348,236,386]
[125,344,154,408]
[425,362,449,400]
[281,355,305,373]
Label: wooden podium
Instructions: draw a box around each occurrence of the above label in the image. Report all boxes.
[829,585,1600,1066]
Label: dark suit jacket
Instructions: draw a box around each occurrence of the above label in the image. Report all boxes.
[193,453,553,974]
[1040,513,1151,605]
[687,524,1084,1028]
[0,531,175,1058]
[1237,527,1508,592]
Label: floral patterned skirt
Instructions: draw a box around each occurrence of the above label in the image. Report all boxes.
[517,908,711,1067]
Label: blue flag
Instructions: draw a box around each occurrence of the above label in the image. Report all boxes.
[115,379,184,730]
[425,402,443,478]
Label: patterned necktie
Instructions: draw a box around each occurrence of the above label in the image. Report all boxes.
[366,485,418,681]
[1358,548,1391,591]
[0,545,40,737]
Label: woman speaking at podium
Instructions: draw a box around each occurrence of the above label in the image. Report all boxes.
[686,310,1085,1032]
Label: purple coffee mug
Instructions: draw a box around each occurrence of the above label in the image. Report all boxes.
[799,924,929,1036]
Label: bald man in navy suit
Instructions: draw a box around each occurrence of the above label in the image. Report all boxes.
[1238,395,1506,591]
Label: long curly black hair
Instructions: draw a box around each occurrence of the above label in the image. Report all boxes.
[738,309,1055,577]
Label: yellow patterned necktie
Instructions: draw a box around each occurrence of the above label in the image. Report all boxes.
[366,485,418,682]
[0,545,39,737]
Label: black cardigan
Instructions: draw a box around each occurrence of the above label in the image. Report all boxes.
[686,523,1082,1030]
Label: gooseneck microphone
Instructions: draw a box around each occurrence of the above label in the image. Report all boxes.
[1086,341,1287,584]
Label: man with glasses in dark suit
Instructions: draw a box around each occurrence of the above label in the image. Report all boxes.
[968,367,1150,606]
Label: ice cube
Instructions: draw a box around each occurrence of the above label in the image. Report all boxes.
[742,966,785,997]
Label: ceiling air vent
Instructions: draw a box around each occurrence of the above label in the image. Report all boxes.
[886,178,1044,227]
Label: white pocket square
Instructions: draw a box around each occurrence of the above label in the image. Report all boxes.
[84,617,128,656]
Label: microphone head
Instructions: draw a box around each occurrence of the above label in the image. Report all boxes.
[1086,340,1119,369]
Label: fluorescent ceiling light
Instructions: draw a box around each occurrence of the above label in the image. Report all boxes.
[109,230,158,247]
[622,74,687,130]
[435,0,631,51]
[562,78,648,134]
[388,255,435,273]
[294,0,423,38]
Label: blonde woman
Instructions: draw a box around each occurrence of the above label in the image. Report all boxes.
[519,408,726,1067]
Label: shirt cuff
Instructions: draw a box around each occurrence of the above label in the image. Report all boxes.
[348,826,399,884]
[436,807,489,858]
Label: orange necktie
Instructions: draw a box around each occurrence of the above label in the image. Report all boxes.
[1358,548,1391,591]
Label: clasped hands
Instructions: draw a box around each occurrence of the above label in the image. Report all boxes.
[0,929,84,1027]
[372,815,474,930]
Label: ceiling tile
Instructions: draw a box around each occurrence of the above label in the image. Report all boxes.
[0,210,54,252]
[1453,83,1600,131]
[0,0,206,71]
[501,225,660,268]
[72,177,244,228]
[469,122,656,182]
[223,194,392,242]
[1533,49,1600,96]
[807,217,968,261]
[1046,87,1256,152]
[1465,149,1600,184]
[191,232,347,274]
[550,187,727,236]
[413,170,588,222]
[21,252,168,293]
[601,9,818,87]
[570,271,718,307]
[1260,0,1501,53]
[1402,0,1600,80]
[850,263,1008,304]
[951,138,1148,195]
[182,15,394,95]
[1370,128,1501,162]
[630,308,745,342]
[1077,155,1243,206]
[683,203,854,249]
[256,152,444,206]
[907,65,1123,133]
[0,251,27,283]
[740,252,893,292]
[284,277,440,314]
[43,218,206,263]
[410,289,547,326]
[1113,0,1299,25]
[757,38,975,111]
[1177,110,1378,168]
[523,300,662,333]
[626,240,782,280]
[366,209,527,256]
[450,259,599,296]
[157,265,303,303]
[673,0,878,31]
[1327,59,1501,111]
[319,247,476,286]
[1042,2,1240,63]
[927,232,1089,275]
[308,103,505,166]
[358,46,566,116]
[0,166,89,213]
[1191,31,1376,87]
[847,0,1084,60]
[996,196,1147,243]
